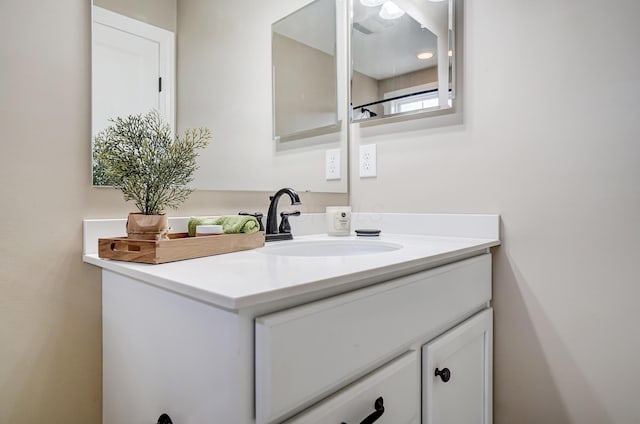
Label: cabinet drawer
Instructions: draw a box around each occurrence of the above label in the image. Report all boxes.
[284,351,420,424]
[255,254,491,424]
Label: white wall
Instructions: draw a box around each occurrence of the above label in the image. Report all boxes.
[351,0,640,423]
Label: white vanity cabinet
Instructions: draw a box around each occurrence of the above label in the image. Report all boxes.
[255,254,493,424]
[87,216,500,424]
[99,252,493,424]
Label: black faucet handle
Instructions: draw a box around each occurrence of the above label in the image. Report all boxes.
[239,211,265,232]
[280,210,301,217]
[278,210,301,234]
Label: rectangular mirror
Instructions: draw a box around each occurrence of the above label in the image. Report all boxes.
[92,0,349,194]
[272,0,341,141]
[350,0,455,123]
[91,2,176,186]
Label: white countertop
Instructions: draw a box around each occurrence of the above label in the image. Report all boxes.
[84,215,500,310]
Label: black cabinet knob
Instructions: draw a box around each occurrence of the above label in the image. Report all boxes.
[157,413,173,424]
[435,367,451,382]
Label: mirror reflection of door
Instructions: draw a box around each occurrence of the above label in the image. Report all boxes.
[92,6,175,184]
[351,0,453,122]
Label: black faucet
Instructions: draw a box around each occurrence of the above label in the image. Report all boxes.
[265,188,301,242]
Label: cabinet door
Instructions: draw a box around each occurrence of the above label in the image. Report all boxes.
[284,351,420,424]
[423,309,493,424]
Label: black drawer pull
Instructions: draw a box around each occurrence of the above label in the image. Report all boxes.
[157,413,173,424]
[435,367,451,382]
[341,396,385,424]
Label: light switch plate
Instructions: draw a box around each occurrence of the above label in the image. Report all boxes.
[325,149,341,180]
[359,144,377,178]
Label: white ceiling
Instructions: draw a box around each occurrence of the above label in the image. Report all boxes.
[272,0,449,81]
[352,0,446,80]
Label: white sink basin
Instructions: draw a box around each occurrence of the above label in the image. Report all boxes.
[259,239,402,257]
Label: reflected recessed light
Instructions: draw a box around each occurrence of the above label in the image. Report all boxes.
[360,0,385,6]
[448,50,453,57]
[379,1,405,20]
[417,51,434,60]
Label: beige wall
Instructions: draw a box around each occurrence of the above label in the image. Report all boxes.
[0,0,345,422]
[377,66,438,99]
[177,0,349,193]
[93,0,177,32]
[273,33,337,136]
[351,0,640,423]
[352,70,383,117]
[4,0,640,422]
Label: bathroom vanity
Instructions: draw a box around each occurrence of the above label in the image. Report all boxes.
[83,213,499,423]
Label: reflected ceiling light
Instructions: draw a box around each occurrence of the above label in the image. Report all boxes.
[360,0,385,6]
[417,51,434,60]
[448,50,453,57]
[379,1,405,19]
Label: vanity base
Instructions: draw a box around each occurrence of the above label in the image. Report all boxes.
[102,253,493,424]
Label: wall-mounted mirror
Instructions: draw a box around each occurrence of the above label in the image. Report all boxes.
[272,0,341,142]
[350,0,454,123]
[91,0,348,193]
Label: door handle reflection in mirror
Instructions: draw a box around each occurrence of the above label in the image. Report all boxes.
[435,367,451,382]
[341,396,384,424]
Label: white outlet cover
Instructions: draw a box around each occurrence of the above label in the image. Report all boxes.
[359,144,377,178]
[325,149,341,180]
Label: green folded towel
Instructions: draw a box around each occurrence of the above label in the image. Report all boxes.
[188,215,260,236]
[213,215,260,234]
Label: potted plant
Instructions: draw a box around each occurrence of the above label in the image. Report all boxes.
[93,110,211,240]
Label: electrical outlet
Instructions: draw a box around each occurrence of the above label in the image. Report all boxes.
[325,149,341,180]
[359,144,377,178]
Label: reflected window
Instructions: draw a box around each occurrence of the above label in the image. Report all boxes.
[384,82,451,114]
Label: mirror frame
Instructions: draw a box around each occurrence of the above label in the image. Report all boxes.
[349,0,456,127]
[271,0,342,142]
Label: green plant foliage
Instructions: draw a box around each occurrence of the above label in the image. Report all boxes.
[92,146,116,186]
[93,110,211,215]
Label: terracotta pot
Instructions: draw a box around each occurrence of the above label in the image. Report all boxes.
[126,213,169,240]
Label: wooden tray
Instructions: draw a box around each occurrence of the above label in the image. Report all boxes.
[98,231,265,264]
